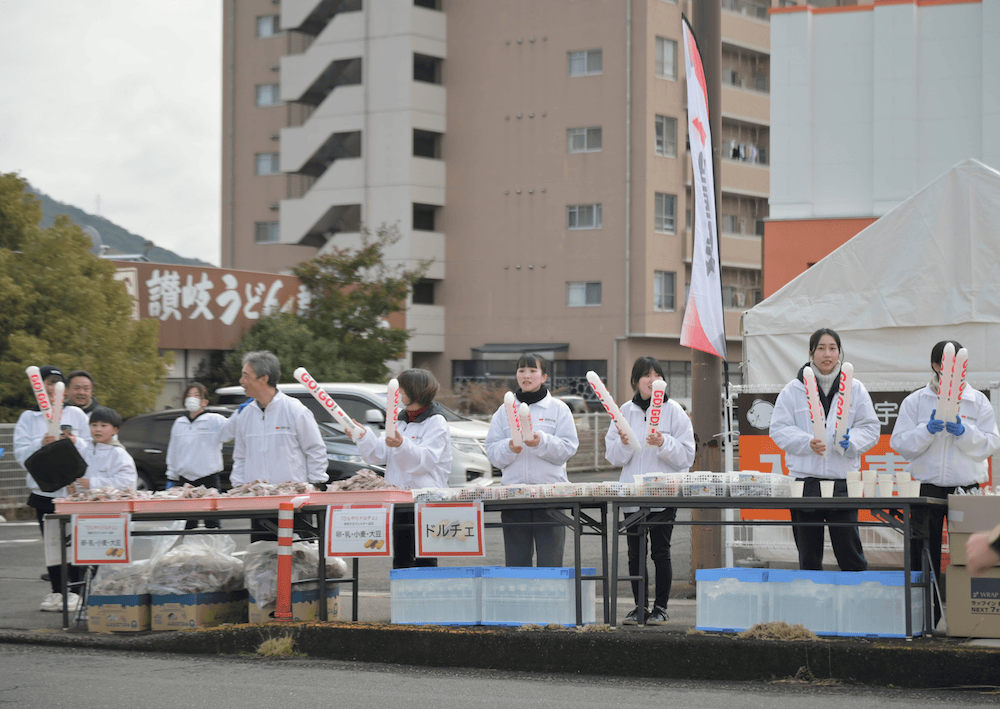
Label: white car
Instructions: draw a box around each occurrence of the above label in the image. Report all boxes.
[216,382,494,488]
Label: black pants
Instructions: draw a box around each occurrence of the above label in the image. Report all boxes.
[179,474,221,529]
[28,494,84,595]
[626,508,675,610]
[393,510,437,569]
[501,509,566,567]
[789,478,867,572]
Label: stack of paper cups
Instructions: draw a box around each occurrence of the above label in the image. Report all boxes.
[846,470,863,498]
[862,470,877,498]
[820,480,835,497]
[790,479,804,497]
[877,473,894,497]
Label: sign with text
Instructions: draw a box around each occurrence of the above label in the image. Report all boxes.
[416,502,485,558]
[325,504,392,558]
[72,514,131,564]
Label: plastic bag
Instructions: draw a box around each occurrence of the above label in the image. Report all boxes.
[90,520,184,596]
[243,540,348,608]
[147,534,244,595]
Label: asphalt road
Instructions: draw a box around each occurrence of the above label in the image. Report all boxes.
[4,645,998,709]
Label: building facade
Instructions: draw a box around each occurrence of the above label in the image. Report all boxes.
[223,0,786,401]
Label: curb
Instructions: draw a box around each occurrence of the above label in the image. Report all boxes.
[3,624,999,688]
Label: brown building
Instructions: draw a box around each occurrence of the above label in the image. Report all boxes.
[223,0,792,402]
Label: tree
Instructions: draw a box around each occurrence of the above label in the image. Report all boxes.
[0,173,171,422]
[223,224,429,385]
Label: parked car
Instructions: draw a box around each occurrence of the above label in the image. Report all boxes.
[216,382,494,487]
[117,406,382,491]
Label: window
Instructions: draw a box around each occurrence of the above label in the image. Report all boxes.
[568,49,603,77]
[664,360,691,399]
[414,0,442,9]
[567,204,602,230]
[255,221,279,244]
[655,37,677,80]
[413,54,443,84]
[721,266,762,309]
[654,271,675,311]
[655,115,677,157]
[412,279,436,305]
[256,15,280,37]
[567,127,602,153]
[256,83,281,107]
[413,203,438,231]
[413,129,443,159]
[255,152,280,175]
[567,281,602,307]
[655,193,676,234]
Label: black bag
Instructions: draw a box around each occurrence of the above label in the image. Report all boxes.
[24,438,87,493]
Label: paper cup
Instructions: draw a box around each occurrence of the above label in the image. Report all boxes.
[863,481,876,498]
[895,471,911,486]
[906,480,922,497]
[847,481,863,498]
[820,480,835,497]
[790,480,804,497]
[846,470,862,483]
[877,481,893,497]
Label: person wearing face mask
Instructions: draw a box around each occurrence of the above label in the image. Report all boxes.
[165,382,228,529]
[605,357,695,626]
[769,328,880,572]
[486,353,579,567]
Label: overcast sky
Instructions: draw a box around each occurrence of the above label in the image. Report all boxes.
[0,1,222,265]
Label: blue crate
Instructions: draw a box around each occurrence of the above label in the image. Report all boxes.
[390,567,493,626]
[480,567,597,626]
[836,571,924,638]
[766,569,840,636]
[695,568,768,633]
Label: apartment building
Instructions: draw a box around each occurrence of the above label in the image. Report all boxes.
[222,0,785,400]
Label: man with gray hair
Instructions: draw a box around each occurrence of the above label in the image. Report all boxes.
[230,350,328,488]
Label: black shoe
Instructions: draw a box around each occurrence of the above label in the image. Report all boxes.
[623,607,648,625]
[647,606,669,625]
[41,573,50,582]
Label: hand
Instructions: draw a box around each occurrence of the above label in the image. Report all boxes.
[838,429,850,452]
[926,409,944,434]
[646,429,664,447]
[42,433,57,446]
[165,481,175,490]
[946,416,965,437]
[966,532,1000,576]
[62,431,76,444]
[809,438,827,455]
[385,430,404,448]
[617,428,630,447]
[352,420,366,440]
[524,432,540,448]
[508,439,523,454]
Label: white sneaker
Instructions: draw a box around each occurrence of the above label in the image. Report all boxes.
[66,592,83,612]
[39,592,62,612]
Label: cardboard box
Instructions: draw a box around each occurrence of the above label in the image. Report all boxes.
[946,565,1000,638]
[247,586,340,623]
[946,495,1000,535]
[88,594,151,633]
[151,590,248,631]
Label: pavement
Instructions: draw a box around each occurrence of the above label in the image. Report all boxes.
[3,508,1000,689]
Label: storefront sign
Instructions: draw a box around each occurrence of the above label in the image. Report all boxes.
[325,504,392,558]
[416,502,485,558]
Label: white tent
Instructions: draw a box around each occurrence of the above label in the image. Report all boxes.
[742,159,1000,390]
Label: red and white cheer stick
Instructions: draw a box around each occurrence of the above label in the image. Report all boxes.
[587,371,641,451]
[25,366,60,437]
[385,378,400,439]
[832,362,853,456]
[936,343,968,424]
[645,380,667,447]
[503,392,524,447]
[802,366,827,455]
[518,402,535,441]
[292,367,362,439]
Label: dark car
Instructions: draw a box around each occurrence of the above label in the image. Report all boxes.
[117,406,381,491]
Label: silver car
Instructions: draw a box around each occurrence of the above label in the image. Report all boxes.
[216,382,494,487]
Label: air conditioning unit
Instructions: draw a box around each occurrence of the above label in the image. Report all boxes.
[734,291,746,307]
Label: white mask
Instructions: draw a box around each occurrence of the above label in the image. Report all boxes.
[184,397,202,413]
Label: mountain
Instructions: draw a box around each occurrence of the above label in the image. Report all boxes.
[30,185,212,267]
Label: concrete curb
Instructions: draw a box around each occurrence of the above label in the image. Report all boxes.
[3,624,999,688]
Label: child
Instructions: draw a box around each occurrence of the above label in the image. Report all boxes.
[78,406,138,492]
[485,353,579,567]
[166,383,228,529]
[605,357,695,625]
[354,369,452,568]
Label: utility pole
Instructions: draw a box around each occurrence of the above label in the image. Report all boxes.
[690,0,724,573]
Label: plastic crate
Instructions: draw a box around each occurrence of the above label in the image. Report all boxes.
[634,473,682,497]
[695,568,769,632]
[681,472,728,497]
[457,487,496,502]
[411,488,457,503]
[498,485,538,500]
[390,567,487,625]
[836,571,924,638]
[767,569,840,636]
[728,472,776,498]
[480,567,597,626]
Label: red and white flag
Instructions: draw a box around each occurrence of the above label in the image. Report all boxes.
[679,16,727,360]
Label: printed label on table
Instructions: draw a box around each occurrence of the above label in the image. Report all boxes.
[72,514,131,564]
[325,504,392,558]
[416,502,485,558]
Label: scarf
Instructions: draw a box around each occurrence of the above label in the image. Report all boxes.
[516,385,548,406]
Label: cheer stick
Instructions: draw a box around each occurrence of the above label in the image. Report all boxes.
[518,402,535,441]
[645,380,667,447]
[25,366,60,438]
[385,378,400,439]
[802,366,827,455]
[587,371,641,451]
[832,363,853,456]
[292,367,362,438]
[503,392,523,447]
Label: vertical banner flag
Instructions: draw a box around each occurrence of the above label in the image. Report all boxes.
[680,16,727,360]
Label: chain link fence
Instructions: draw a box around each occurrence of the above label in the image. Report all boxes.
[0,423,29,515]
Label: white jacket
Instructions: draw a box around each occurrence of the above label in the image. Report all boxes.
[82,441,138,490]
[14,406,92,498]
[166,412,228,482]
[769,376,880,479]
[231,391,329,486]
[605,398,695,482]
[889,384,999,487]
[355,407,452,490]
[486,392,579,485]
